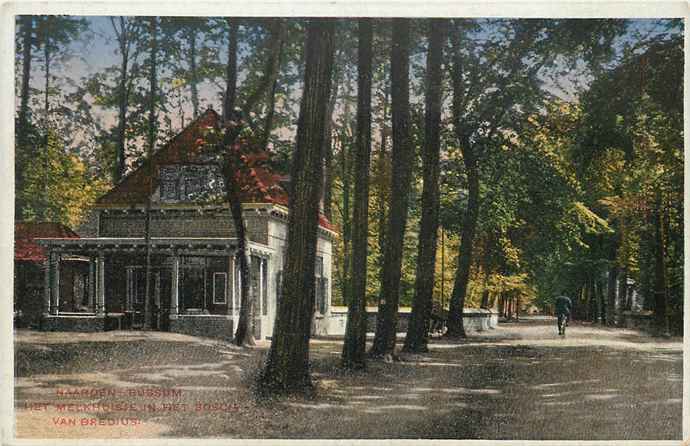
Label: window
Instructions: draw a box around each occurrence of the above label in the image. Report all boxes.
[213,272,227,304]
[160,164,226,203]
[315,256,323,277]
[160,165,180,201]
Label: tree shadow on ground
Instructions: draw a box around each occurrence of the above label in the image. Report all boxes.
[14,325,682,440]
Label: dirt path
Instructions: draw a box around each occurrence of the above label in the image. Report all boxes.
[14,318,682,440]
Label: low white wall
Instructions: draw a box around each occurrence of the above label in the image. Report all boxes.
[313,308,498,337]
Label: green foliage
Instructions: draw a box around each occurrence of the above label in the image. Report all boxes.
[18,130,109,228]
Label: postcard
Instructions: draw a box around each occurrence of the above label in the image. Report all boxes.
[2,1,687,444]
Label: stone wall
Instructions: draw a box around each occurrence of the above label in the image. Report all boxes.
[169,314,234,340]
[41,315,105,332]
[621,310,653,332]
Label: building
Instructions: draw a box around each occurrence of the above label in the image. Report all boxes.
[14,222,85,327]
[35,109,336,340]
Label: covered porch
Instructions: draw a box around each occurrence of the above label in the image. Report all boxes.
[36,237,274,339]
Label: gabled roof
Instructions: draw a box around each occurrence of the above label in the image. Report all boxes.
[96,109,289,207]
[15,222,79,262]
[95,108,334,232]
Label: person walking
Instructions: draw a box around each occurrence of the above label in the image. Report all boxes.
[555,294,572,336]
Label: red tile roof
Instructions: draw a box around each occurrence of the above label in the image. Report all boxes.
[15,222,79,262]
[95,108,334,232]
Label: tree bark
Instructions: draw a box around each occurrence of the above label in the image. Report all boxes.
[339,117,353,307]
[342,19,373,369]
[143,16,158,330]
[403,19,446,354]
[322,70,341,220]
[112,17,130,183]
[223,19,238,121]
[607,265,618,326]
[41,17,52,219]
[241,19,285,120]
[16,15,33,218]
[370,19,414,358]
[260,21,286,151]
[652,196,670,336]
[258,19,335,395]
[375,85,390,279]
[618,266,628,320]
[445,23,479,339]
[188,30,200,119]
[219,19,256,347]
[445,150,479,338]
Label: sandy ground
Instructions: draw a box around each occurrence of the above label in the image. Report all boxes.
[13,317,682,440]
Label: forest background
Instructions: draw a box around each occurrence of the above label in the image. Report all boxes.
[13,16,683,341]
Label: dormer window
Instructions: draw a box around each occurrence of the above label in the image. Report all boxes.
[159,164,224,203]
[160,166,181,201]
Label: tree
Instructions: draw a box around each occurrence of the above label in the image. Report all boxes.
[227,19,289,346]
[221,18,255,347]
[444,19,627,337]
[15,16,34,218]
[109,17,143,182]
[403,19,446,353]
[370,19,414,358]
[342,19,373,369]
[143,16,158,330]
[258,19,336,395]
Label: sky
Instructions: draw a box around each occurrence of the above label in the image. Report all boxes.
[15,17,682,162]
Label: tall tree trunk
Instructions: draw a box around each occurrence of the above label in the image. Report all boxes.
[375,86,390,278]
[618,266,628,320]
[322,70,341,220]
[258,19,335,395]
[143,16,158,330]
[515,294,520,321]
[403,19,446,354]
[223,19,238,121]
[41,19,52,219]
[220,19,255,347]
[480,239,493,310]
[241,19,285,120]
[607,265,618,326]
[445,152,478,338]
[588,277,598,323]
[261,22,286,151]
[445,24,479,339]
[652,196,670,336]
[339,118,353,307]
[342,19,373,369]
[188,31,200,119]
[16,16,33,218]
[113,17,130,183]
[370,19,414,358]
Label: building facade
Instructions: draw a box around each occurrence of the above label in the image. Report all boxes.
[35,109,335,340]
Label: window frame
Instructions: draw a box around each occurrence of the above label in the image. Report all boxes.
[212,271,228,305]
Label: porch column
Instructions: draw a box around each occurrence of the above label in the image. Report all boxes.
[96,252,105,315]
[227,252,235,315]
[43,255,51,315]
[170,255,179,315]
[259,256,265,316]
[88,257,96,312]
[49,253,60,315]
